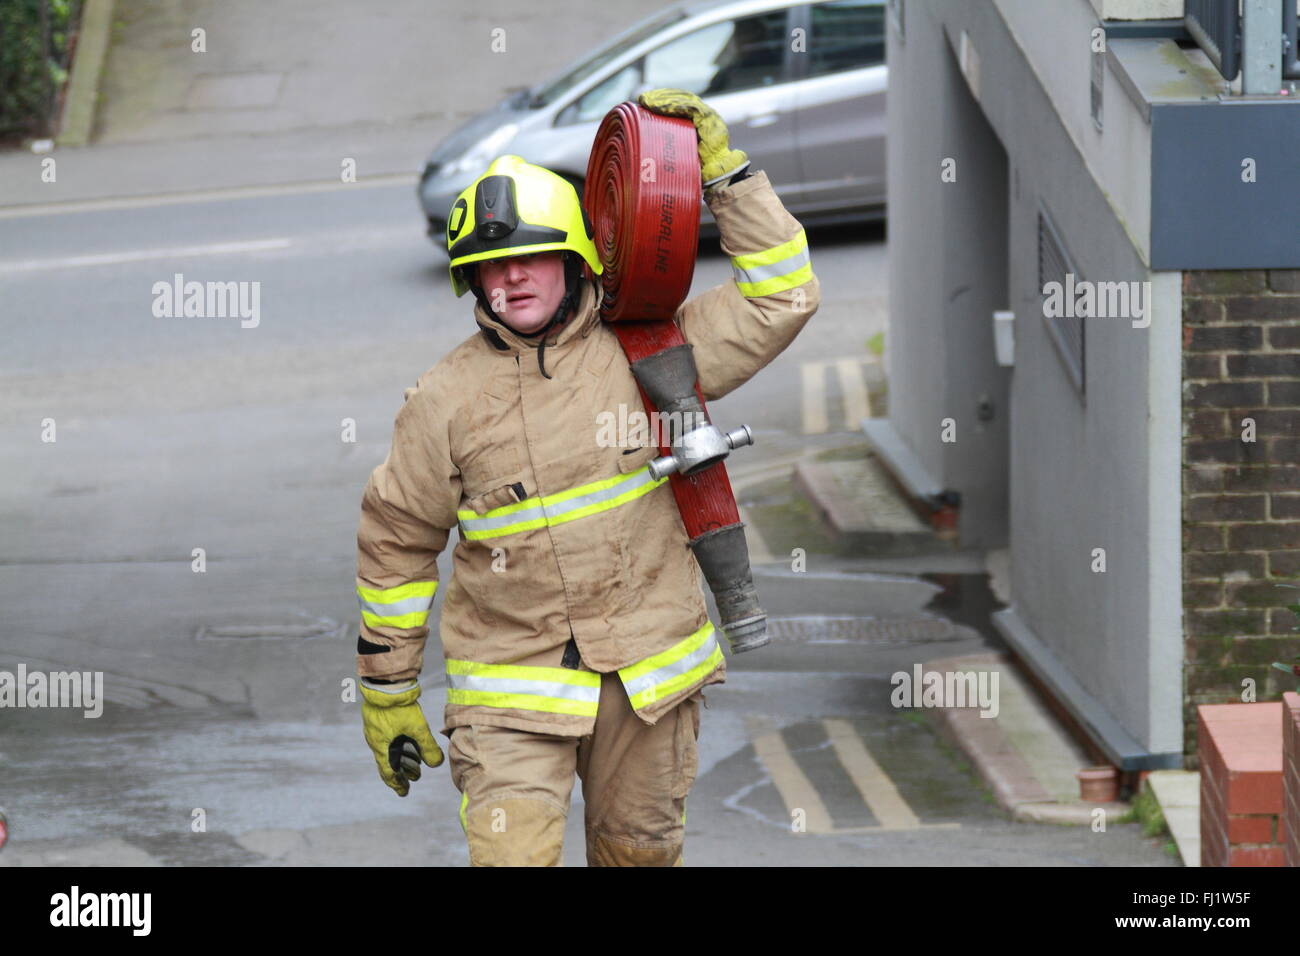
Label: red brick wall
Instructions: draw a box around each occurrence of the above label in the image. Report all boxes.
[1285,692,1300,867]
[1183,269,1300,769]
[1199,701,1284,866]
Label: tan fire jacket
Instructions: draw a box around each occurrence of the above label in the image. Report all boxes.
[355,169,819,738]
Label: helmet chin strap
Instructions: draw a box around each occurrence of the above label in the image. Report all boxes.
[470,254,584,380]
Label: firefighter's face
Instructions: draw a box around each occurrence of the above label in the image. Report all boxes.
[478,252,568,334]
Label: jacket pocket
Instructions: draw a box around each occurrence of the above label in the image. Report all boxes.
[460,448,523,500]
[617,442,659,474]
[670,691,703,799]
[464,479,529,516]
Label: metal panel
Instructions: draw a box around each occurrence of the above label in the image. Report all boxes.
[1150,101,1300,269]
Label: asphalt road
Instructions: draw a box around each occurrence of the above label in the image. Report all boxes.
[0,181,1174,866]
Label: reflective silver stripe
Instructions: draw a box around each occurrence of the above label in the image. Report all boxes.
[620,626,721,699]
[446,671,602,704]
[458,465,665,539]
[462,503,546,534]
[731,244,812,286]
[359,678,417,694]
[357,593,435,619]
[542,467,659,518]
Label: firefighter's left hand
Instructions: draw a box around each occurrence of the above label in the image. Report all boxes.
[637,88,750,187]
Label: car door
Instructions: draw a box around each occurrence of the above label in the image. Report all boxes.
[637,7,804,205]
[792,0,887,210]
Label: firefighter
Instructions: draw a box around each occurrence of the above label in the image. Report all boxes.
[356,89,819,866]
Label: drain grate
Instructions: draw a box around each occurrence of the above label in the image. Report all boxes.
[195,617,345,641]
[766,615,967,646]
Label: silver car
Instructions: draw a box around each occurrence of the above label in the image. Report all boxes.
[417,0,887,249]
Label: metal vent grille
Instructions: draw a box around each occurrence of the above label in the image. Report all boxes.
[1037,207,1085,396]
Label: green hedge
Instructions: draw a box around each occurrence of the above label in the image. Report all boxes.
[0,0,82,140]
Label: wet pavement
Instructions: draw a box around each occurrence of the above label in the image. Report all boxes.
[0,540,1178,866]
[0,130,1175,866]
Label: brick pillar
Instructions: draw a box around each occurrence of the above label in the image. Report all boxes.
[1198,701,1284,866]
[1182,269,1300,769]
[1285,692,1300,867]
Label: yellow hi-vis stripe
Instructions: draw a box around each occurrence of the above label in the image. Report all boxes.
[357,580,438,629]
[445,658,602,717]
[619,621,722,710]
[731,228,814,297]
[456,465,667,541]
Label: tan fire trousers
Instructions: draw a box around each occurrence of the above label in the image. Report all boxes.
[447,672,704,866]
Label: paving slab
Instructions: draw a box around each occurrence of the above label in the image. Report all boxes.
[923,652,1136,828]
[794,455,947,554]
[1147,769,1201,867]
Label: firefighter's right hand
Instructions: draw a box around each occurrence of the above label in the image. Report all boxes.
[360,680,444,797]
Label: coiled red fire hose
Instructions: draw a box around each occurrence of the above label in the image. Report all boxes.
[586,102,700,322]
[585,102,739,539]
[586,103,767,652]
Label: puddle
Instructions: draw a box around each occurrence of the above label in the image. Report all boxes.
[918,572,1009,652]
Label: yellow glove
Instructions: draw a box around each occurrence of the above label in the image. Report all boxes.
[637,88,750,188]
[359,680,444,797]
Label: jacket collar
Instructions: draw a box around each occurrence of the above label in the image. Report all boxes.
[474,280,602,355]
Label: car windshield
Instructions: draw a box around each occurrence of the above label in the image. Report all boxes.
[528,8,687,107]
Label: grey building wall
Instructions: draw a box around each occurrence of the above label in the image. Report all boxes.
[884,0,1010,549]
[887,0,1183,762]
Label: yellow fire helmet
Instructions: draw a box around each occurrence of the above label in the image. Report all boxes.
[446,154,602,297]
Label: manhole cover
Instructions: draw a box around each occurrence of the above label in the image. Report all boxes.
[195,617,344,641]
[767,615,966,645]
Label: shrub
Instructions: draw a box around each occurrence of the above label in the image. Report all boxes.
[0,0,82,141]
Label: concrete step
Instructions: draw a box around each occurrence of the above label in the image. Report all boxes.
[923,652,1134,827]
[1146,770,1200,867]
[793,454,955,556]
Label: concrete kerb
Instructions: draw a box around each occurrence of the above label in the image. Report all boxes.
[56,0,115,148]
[920,652,1132,825]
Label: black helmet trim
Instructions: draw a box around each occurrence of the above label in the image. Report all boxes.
[447,198,469,242]
[448,222,570,262]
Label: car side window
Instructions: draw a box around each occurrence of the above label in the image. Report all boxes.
[558,62,642,125]
[642,12,790,96]
[809,0,886,76]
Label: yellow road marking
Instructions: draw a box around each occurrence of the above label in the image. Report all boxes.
[835,359,872,425]
[745,716,962,834]
[823,718,921,830]
[735,504,775,565]
[745,716,834,833]
[800,362,829,435]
